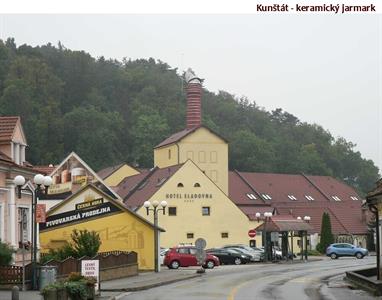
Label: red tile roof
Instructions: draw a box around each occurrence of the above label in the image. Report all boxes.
[228,171,266,205]
[33,165,56,175]
[238,206,275,221]
[116,164,183,208]
[0,116,19,142]
[154,125,228,149]
[255,215,313,232]
[306,175,362,202]
[229,171,367,234]
[236,172,331,204]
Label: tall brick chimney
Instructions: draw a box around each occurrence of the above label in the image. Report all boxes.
[185,69,202,129]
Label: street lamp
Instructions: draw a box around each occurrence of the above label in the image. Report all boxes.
[144,200,167,273]
[256,212,272,262]
[303,216,311,261]
[14,174,52,290]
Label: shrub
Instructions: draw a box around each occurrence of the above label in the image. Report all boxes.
[41,229,101,263]
[0,241,14,265]
[67,272,85,282]
[65,281,88,300]
[71,229,101,258]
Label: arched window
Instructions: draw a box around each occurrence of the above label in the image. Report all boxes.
[194,183,201,187]
[177,183,184,188]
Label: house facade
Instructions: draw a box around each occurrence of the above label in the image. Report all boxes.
[0,116,39,264]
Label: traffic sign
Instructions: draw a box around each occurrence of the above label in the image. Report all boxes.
[248,229,257,238]
[196,250,207,265]
[195,238,207,250]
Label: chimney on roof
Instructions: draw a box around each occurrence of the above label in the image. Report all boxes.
[185,68,203,129]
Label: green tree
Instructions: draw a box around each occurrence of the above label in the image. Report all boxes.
[0,241,14,265]
[317,212,334,253]
[71,229,101,258]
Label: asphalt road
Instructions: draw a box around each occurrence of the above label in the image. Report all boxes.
[120,256,377,300]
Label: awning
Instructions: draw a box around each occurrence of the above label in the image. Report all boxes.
[254,217,313,232]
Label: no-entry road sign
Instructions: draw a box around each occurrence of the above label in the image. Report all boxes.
[248,229,257,238]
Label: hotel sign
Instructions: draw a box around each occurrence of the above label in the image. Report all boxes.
[165,193,213,199]
[40,201,121,230]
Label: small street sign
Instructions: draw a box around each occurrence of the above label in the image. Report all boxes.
[81,260,100,292]
[36,204,46,223]
[196,250,207,265]
[271,232,279,242]
[248,229,256,238]
[195,238,207,250]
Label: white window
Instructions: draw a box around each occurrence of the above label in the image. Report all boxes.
[187,151,194,160]
[288,195,297,200]
[198,151,206,163]
[262,194,272,200]
[350,196,359,201]
[210,151,217,163]
[17,207,30,247]
[331,196,341,201]
[247,193,257,200]
[305,195,314,201]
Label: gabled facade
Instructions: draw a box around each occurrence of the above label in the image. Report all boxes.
[42,152,121,211]
[120,160,261,248]
[154,126,229,195]
[98,163,140,186]
[40,184,160,270]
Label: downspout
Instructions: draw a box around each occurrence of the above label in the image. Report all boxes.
[176,143,180,165]
[369,204,380,280]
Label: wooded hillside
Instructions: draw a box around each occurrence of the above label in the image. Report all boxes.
[0,38,378,195]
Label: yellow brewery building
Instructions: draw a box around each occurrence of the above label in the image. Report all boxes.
[40,184,161,270]
[105,69,367,251]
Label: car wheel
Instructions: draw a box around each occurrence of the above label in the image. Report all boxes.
[330,253,338,259]
[234,258,242,265]
[170,260,180,269]
[355,252,364,259]
[206,260,215,269]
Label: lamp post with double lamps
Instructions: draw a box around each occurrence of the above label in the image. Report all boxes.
[256,211,273,262]
[303,216,311,261]
[14,174,52,290]
[143,200,167,273]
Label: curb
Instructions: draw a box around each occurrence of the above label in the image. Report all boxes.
[103,273,202,298]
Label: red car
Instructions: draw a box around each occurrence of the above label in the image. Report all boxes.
[164,246,220,269]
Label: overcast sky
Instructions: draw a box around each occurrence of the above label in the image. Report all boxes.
[0,14,381,171]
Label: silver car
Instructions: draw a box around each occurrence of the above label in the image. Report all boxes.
[223,245,263,262]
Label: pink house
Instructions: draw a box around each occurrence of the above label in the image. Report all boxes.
[0,116,39,264]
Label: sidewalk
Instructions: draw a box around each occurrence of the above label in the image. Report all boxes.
[100,268,201,292]
[0,269,201,300]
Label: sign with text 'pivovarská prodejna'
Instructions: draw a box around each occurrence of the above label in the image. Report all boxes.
[40,201,121,231]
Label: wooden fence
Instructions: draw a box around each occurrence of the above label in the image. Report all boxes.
[0,263,32,285]
[43,251,138,281]
[0,251,137,286]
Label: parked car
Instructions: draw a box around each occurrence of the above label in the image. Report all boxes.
[222,246,262,262]
[326,243,368,259]
[258,246,295,260]
[223,244,264,262]
[206,248,251,265]
[164,246,220,269]
[160,248,169,265]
